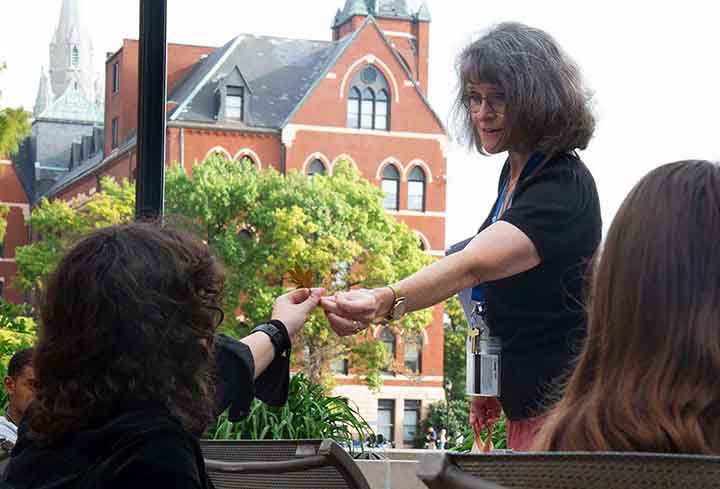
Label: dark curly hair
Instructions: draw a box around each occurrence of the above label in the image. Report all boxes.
[451,22,596,156]
[25,222,225,444]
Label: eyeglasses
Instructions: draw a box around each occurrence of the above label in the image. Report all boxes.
[207,305,225,328]
[462,92,506,114]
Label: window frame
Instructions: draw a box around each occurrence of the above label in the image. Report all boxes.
[307,158,326,178]
[407,166,427,212]
[111,117,119,149]
[112,62,120,93]
[225,86,244,120]
[379,326,397,374]
[403,400,421,446]
[403,335,422,374]
[377,399,396,443]
[346,65,391,131]
[382,164,401,211]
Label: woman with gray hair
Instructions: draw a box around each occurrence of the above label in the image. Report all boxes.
[321,22,601,450]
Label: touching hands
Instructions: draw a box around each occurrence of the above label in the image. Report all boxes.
[271,287,325,338]
[320,289,382,336]
[470,396,502,435]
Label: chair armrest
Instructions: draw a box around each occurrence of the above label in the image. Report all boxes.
[204,455,330,474]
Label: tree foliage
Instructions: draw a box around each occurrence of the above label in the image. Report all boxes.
[0,204,8,243]
[0,62,32,157]
[13,177,135,295]
[444,295,468,400]
[12,158,433,390]
[166,156,433,388]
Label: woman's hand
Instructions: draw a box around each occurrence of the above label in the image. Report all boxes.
[470,396,502,435]
[271,287,325,338]
[320,288,389,336]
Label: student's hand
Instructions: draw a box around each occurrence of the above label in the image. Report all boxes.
[271,288,324,339]
[470,396,502,435]
[320,289,380,336]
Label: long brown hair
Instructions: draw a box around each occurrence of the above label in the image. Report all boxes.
[26,222,225,444]
[534,160,720,453]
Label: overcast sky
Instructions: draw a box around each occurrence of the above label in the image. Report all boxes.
[1,0,718,247]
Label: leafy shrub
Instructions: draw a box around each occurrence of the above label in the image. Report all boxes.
[206,373,371,449]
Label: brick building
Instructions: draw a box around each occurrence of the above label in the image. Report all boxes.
[3,0,448,446]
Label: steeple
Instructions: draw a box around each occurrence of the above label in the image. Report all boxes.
[416,0,431,21]
[34,67,54,118]
[48,0,95,102]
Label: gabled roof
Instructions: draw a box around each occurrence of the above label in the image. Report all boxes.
[284,16,446,133]
[168,33,354,129]
[37,86,103,124]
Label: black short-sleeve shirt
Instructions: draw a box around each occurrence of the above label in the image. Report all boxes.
[480,152,601,420]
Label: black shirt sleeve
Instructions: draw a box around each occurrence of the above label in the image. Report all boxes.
[500,159,600,263]
[213,334,289,422]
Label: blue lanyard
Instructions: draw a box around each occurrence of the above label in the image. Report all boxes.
[472,152,546,305]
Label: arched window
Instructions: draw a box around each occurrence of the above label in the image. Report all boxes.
[239,155,255,167]
[307,158,326,179]
[379,327,396,373]
[375,90,388,130]
[347,87,361,128]
[407,166,426,212]
[404,335,422,374]
[382,164,400,211]
[346,65,391,131]
[71,46,80,67]
[361,88,374,129]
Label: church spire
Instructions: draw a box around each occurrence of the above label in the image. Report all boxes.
[49,0,95,102]
[34,67,54,118]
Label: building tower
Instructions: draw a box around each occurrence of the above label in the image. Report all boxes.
[48,0,97,103]
[332,0,431,94]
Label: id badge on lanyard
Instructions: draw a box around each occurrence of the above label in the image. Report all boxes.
[465,152,545,397]
[466,289,501,397]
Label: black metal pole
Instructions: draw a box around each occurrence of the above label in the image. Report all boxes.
[135,0,167,220]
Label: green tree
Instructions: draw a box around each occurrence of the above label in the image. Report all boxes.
[444,295,468,400]
[13,177,135,295]
[0,204,8,243]
[0,62,31,157]
[165,156,433,389]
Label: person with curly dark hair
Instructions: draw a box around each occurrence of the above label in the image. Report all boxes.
[3,222,322,488]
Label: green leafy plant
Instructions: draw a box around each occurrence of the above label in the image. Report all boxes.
[206,373,371,449]
[455,415,507,452]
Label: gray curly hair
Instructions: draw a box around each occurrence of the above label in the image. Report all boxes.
[451,22,596,156]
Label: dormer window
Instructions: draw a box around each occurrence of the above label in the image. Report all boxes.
[226,86,244,120]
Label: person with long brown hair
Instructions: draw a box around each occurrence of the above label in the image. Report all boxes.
[534,160,720,453]
[3,222,322,488]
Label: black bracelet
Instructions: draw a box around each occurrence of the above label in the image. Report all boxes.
[250,320,291,358]
[267,319,291,352]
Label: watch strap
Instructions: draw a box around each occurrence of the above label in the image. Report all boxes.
[251,320,291,357]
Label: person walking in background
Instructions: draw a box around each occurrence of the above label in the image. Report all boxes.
[438,428,448,450]
[425,426,437,449]
[534,160,720,454]
[321,22,601,451]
